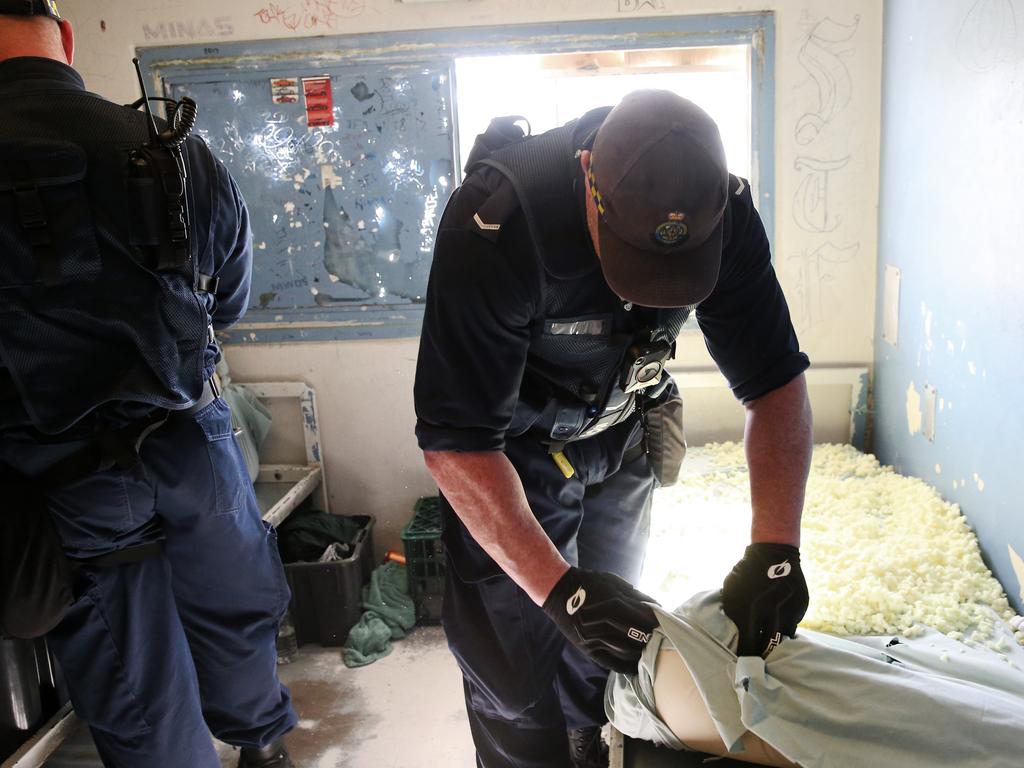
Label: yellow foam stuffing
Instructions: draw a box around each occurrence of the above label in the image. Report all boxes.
[645,443,1016,642]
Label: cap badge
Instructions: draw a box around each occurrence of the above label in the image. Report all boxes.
[654,212,688,245]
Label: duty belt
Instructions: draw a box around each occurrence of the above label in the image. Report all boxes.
[30,376,221,488]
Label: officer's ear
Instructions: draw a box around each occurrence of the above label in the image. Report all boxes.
[579,149,592,176]
[58,18,73,66]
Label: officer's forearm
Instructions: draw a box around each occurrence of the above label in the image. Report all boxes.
[422,450,570,605]
[742,373,812,547]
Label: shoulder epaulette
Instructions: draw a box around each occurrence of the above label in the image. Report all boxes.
[465,176,520,244]
[730,174,750,199]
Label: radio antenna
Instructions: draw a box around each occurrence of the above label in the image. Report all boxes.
[132,57,161,147]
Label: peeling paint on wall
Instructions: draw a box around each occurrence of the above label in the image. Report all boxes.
[1010,546,1024,603]
[297,386,323,463]
[850,370,870,449]
[905,380,922,435]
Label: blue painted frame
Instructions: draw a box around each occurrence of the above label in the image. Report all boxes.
[139,12,775,344]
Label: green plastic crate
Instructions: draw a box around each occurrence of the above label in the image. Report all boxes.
[401,496,445,623]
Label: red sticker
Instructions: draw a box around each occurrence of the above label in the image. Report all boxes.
[303,76,334,128]
[270,77,299,104]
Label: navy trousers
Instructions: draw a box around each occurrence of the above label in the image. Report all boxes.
[1,398,296,767]
[441,416,656,768]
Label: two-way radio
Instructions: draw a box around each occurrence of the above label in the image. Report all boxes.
[126,58,198,271]
[129,57,197,150]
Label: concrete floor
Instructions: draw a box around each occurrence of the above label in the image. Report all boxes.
[44,626,475,768]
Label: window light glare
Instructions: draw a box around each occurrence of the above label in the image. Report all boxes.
[454,45,751,183]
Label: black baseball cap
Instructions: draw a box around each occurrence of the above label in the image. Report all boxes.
[588,90,729,308]
[0,0,62,20]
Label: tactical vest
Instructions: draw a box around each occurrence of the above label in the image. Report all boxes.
[0,90,210,434]
[469,120,691,445]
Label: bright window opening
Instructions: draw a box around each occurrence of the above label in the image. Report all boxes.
[454,45,752,181]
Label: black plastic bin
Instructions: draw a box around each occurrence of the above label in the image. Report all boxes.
[283,514,375,646]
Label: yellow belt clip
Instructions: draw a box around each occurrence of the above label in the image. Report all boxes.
[551,450,575,479]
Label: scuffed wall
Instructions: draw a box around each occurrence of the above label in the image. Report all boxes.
[875,0,1024,611]
[60,0,883,555]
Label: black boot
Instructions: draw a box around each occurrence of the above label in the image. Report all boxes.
[569,726,609,768]
[237,739,295,768]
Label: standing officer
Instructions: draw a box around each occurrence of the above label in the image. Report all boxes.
[414,90,813,767]
[0,3,296,766]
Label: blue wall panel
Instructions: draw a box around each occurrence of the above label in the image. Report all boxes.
[875,0,1024,611]
[168,63,454,341]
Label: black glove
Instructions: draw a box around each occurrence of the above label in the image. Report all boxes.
[722,543,809,658]
[542,566,658,674]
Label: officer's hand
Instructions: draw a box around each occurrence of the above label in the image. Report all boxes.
[721,543,809,658]
[542,566,658,674]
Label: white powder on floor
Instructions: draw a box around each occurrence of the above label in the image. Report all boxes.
[317,746,344,768]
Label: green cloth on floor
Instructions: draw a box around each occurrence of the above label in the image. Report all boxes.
[277,508,364,563]
[342,561,417,667]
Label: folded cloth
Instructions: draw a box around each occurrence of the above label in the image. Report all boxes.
[606,591,1024,768]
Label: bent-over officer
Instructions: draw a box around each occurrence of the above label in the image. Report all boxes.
[414,89,813,768]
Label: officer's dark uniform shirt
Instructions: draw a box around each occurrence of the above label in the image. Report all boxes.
[0,57,252,434]
[414,108,809,453]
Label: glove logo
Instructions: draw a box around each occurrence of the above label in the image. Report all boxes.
[566,587,587,616]
[763,631,783,657]
[767,560,792,579]
[627,627,651,644]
